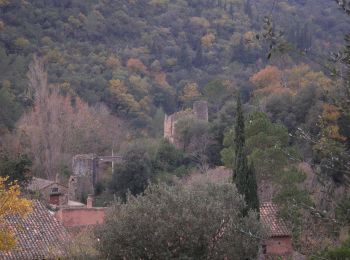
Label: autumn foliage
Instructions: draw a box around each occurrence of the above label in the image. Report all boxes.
[15,57,123,180]
[0,176,32,251]
[126,58,148,74]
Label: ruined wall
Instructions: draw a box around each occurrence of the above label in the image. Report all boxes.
[69,154,98,201]
[69,154,123,202]
[164,101,208,147]
[164,114,176,143]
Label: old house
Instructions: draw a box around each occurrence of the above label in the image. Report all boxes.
[260,202,305,260]
[0,200,70,259]
[27,177,68,206]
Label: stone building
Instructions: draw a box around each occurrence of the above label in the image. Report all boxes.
[69,154,98,202]
[0,200,70,259]
[259,202,305,260]
[164,100,208,146]
[27,177,68,206]
[69,154,123,202]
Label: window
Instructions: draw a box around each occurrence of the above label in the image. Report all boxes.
[262,245,267,254]
[51,187,59,193]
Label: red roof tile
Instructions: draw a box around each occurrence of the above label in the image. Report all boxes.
[0,200,70,259]
[260,202,291,237]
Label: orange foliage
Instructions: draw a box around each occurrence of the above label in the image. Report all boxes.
[250,65,282,89]
[201,33,215,48]
[154,71,170,88]
[322,104,341,122]
[126,58,148,74]
[250,65,284,96]
[105,56,120,69]
[322,104,346,141]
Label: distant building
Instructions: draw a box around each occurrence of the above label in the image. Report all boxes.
[0,200,70,259]
[259,202,305,260]
[27,177,68,206]
[69,154,122,202]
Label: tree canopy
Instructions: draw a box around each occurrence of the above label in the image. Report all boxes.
[97,181,262,260]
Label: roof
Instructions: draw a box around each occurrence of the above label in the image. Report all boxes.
[27,177,67,191]
[0,200,70,259]
[260,202,291,237]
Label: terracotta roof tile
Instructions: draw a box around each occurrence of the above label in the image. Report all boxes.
[0,200,70,259]
[260,202,291,237]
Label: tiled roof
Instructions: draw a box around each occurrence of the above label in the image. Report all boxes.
[27,177,55,191]
[260,202,291,237]
[0,200,70,259]
[27,177,67,192]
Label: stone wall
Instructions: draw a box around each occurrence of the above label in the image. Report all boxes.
[164,114,175,143]
[69,154,98,201]
[164,101,208,146]
[41,183,68,206]
[69,154,123,202]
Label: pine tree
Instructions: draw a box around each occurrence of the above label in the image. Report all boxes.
[234,97,259,212]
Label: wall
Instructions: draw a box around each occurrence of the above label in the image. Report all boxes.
[164,114,175,143]
[69,154,98,201]
[264,236,293,258]
[55,207,106,228]
[41,183,68,206]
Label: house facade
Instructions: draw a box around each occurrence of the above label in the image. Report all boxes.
[27,177,68,206]
[259,202,303,259]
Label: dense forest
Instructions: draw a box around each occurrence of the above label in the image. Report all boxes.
[1,0,350,258]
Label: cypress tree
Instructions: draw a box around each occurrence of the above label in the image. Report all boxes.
[246,162,259,212]
[234,96,259,212]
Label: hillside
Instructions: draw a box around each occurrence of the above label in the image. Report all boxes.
[0,0,349,130]
[1,0,350,258]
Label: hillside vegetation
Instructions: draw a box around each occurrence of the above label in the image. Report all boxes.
[1,0,350,257]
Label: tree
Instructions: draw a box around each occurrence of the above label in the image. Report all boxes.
[0,176,32,251]
[234,97,259,212]
[96,182,262,260]
[175,116,213,173]
[180,82,201,107]
[16,57,123,180]
[0,87,22,132]
[0,153,32,187]
[110,143,154,200]
[311,237,350,260]
[154,139,185,174]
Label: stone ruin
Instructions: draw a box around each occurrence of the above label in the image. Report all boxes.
[69,154,123,202]
[164,100,208,146]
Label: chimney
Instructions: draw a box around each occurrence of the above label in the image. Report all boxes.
[87,194,93,208]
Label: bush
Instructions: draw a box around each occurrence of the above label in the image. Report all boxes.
[96,182,262,259]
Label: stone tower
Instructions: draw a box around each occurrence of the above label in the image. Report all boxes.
[69,154,98,201]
